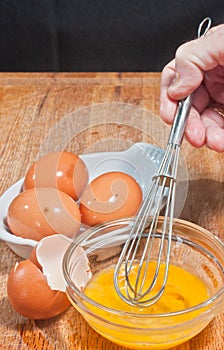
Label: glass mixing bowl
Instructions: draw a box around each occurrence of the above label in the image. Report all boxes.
[63,217,224,350]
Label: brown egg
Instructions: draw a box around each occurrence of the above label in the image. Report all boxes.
[7,187,81,240]
[80,171,142,226]
[29,245,42,270]
[7,259,70,320]
[23,151,89,201]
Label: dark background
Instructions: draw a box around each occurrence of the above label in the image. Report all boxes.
[0,0,223,72]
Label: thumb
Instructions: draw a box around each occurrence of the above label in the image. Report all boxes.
[168,24,224,100]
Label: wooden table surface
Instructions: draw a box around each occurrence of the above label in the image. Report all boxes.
[0,72,223,350]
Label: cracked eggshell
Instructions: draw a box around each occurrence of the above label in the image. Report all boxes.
[35,234,72,292]
[7,232,93,319]
[7,259,71,320]
[35,234,92,292]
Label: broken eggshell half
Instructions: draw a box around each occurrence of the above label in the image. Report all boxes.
[7,234,92,320]
[35,234,92,293]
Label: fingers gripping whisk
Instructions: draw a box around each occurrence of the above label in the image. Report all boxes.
[114,18,211,307]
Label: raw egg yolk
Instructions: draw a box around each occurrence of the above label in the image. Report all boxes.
[84,262,209,314]
[81,262,209,348]
[80,172,142,226]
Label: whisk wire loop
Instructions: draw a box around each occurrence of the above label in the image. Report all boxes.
[134,145,180,302]
[114,143,181,306]
[113,144,182,306]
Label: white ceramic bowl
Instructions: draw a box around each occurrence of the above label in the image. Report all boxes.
[0,142,164,258]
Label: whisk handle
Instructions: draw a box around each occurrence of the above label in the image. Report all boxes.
[167,94,193,146]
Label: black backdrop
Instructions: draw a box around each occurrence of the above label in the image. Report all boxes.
[0,0,223,72]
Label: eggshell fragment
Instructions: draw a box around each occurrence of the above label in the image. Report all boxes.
[23,151,89,201]
[7,187,81,241]
[7,231,93,319]
[35,234,92,292]
[35,235,72,292]
[7,259,71,320]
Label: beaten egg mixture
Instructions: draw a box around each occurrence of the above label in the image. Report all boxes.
[84,262,208,313]
[81,262,209,349]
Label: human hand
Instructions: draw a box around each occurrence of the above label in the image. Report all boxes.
[160,24,224,152]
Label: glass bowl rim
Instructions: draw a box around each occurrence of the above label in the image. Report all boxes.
[63,217,224,318]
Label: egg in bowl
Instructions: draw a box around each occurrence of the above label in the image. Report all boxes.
[63,217,224,350]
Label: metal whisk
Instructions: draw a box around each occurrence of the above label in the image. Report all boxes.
[114,17,212,307]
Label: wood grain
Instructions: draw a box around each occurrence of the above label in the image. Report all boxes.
[0,73,223,350]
